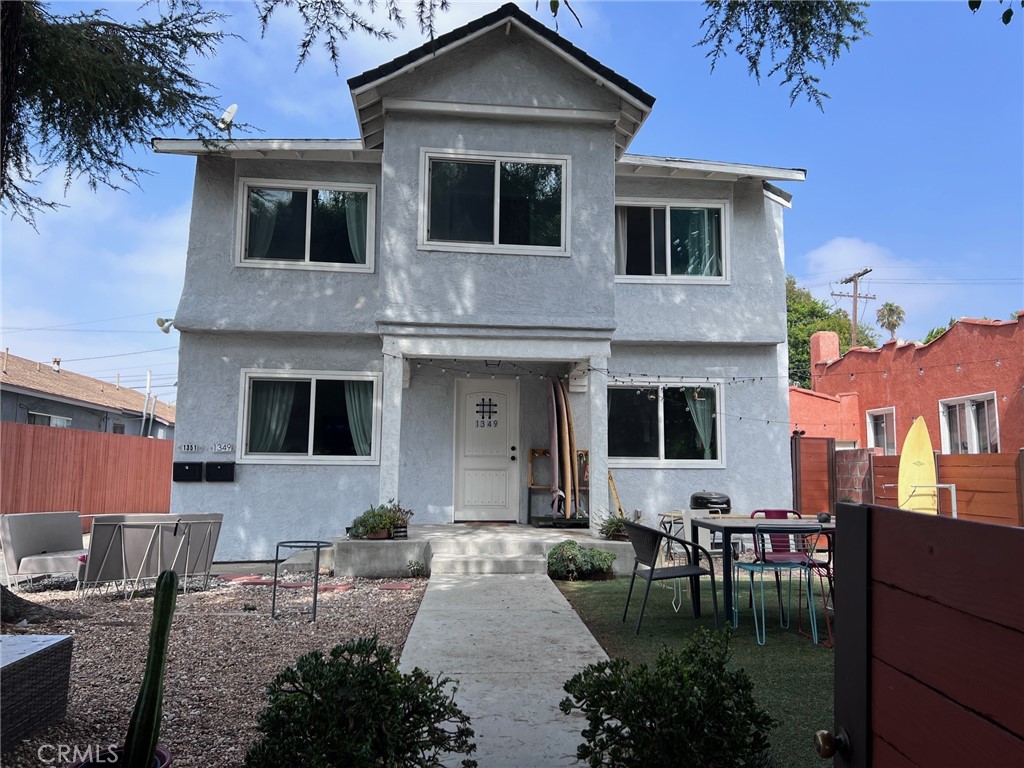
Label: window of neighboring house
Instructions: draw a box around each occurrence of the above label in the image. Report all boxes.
[421,151,567,254]
[27,411,71,428]
[940,393,999,454]
[238,179,375,271]
[607,382,723,467]
[866,408,896,455]
[239,370,381,464]
[614,200,728,281]
[112,423,126,435]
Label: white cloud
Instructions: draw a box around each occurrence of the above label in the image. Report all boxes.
[800,237,961,343]
[1,175,186,377]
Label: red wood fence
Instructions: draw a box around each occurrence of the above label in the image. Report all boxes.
[833,504,1024,766]
[1,423,172,530]
[791,435,835,516]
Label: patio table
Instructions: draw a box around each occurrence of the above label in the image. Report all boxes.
[689,517,836,622]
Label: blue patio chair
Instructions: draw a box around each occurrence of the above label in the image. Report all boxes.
[621,519,720,635]
[735,523,822,645]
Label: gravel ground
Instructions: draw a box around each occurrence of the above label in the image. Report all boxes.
[1,572,426,767]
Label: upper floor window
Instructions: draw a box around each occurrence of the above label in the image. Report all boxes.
[238,179,375,272]
[28,412,71,428]
[239,370,381,464]
[614,200,728,281]
[607,381,723,467]
[420,150,568,254]
[941,393,999,454]
[866,407,896,455]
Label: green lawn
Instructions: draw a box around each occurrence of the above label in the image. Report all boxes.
[556,576,834,768]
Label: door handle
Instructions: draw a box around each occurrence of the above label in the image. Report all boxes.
[814,728,850,759]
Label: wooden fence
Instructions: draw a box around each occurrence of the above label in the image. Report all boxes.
[871,450,1024,527]
[1,423,172,530]
[834,504,1024,766]
[791,435,835,516]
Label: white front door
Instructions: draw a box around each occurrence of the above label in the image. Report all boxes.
[454,379,520,522]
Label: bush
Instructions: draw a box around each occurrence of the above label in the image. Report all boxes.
[245,636,477,768]
[547,540,616,580]
[560,629,774,768]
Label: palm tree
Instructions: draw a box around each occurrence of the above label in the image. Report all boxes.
[876,302,906,340]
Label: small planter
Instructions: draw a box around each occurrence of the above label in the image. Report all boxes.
[69,745,172,767]
[608,532,629,542]
[365,530,390,540]
[586,570,616,581]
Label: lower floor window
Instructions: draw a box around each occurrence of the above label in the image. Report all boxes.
[941,393,998,454]
[242,371,379,461]
[608,383,720,463]
[28,412,71,428]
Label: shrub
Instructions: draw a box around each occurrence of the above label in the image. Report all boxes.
[245,636,477,768]
[547,540,616,580]
[560,629,774,768]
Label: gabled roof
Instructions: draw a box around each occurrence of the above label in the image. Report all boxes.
[347,2,655,158]
[0,352,175,425]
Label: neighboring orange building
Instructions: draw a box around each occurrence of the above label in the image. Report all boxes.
[789,313,1023,455]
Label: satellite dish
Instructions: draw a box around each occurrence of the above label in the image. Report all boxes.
[217,103,238,132]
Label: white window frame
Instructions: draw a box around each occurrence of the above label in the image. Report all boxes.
[938,391,999,455]
[418,148,570,256]
[614,197,731,284]
[27,411,72,428]
[236,178,376,272]
[607,379,725,469]
[236,369,382,465]
[866,407,896,455]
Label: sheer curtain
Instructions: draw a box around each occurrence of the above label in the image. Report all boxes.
[676,209,721,276]
[614,207,628,275]
[249,380,296,452]
[344,380,373,456]
[247,191,279,260]
[684,387,714,460]
[344,192,368,265]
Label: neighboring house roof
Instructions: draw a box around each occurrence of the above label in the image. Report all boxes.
[347,2,655,157]
[0,352,175,425]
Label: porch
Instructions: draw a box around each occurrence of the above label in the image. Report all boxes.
[241,524,635,579]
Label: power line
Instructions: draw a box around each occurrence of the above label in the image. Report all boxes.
[59,346,177,363]
[0,310,175,334]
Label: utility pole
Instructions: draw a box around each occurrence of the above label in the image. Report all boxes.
[832,267,876,346]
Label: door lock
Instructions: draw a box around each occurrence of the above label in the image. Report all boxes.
[814,728,850,759]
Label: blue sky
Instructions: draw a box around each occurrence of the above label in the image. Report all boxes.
[2,0,1022,404]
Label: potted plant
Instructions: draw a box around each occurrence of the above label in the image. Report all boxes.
[71,570,178,768]
[598,515,628,541]
[349,500,413,540]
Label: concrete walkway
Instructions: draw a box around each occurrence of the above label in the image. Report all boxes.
[398,573,608,768]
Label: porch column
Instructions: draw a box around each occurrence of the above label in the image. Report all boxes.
[587,355,609,534]
[378,351,405,503]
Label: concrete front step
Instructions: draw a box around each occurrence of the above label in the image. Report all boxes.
[429,553,548,575]
[428,537,548,556]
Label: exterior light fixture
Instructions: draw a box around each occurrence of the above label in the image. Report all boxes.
[156,317,176,334]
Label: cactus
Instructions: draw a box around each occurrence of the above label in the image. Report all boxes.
[123,570,179,768]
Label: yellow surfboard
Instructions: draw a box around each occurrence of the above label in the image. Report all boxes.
[897,416,938,514]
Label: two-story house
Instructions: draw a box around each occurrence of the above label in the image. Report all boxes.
[155,3,805,560]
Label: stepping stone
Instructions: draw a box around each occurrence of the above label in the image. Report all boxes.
[318,584,354,592]
[235,578,276,586]
[278,581,315,589]
[218,573,260,582]
[379,582,412,591]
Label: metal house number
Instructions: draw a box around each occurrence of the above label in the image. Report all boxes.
[474,398,499,429]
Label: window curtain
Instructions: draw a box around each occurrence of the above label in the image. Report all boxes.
[614,207,628,275]
[344,380,373,456]
[344,192,368,265]
[675,209,721,276]
[684,387,714,460]
[248,191,279,259]
[249,380,296,452]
